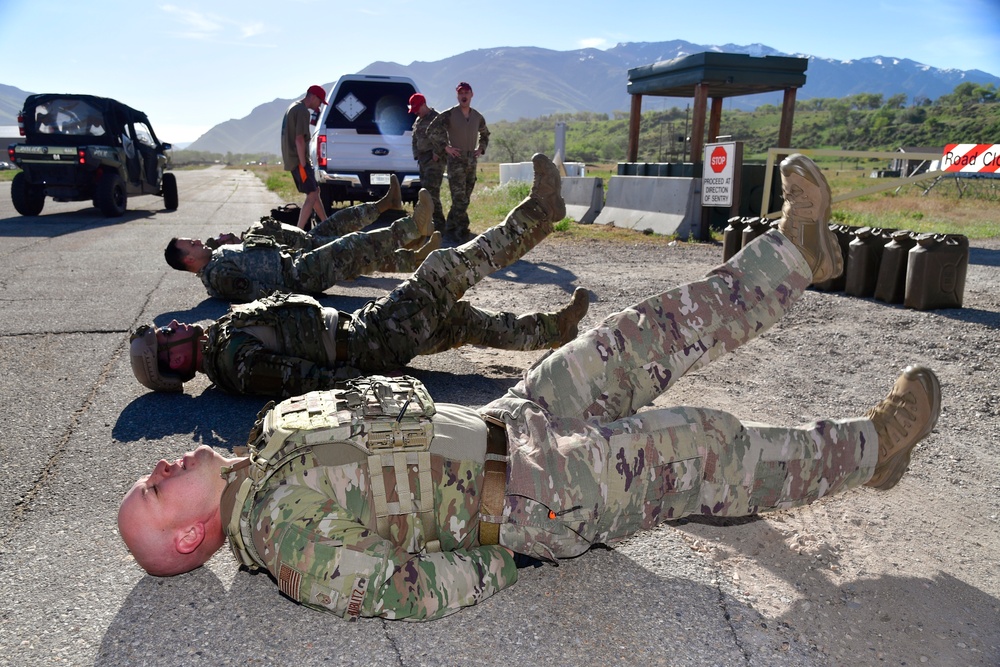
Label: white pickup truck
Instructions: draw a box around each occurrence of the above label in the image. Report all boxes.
[310,74,422,209]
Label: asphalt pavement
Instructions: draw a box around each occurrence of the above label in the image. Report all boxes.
[0,167,821,666]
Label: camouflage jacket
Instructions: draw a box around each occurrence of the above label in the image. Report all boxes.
[219,397,517,621]
[411,108,439,161]
[198,238,294,302]
[200,293,362,396]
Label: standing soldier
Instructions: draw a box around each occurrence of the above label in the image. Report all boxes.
[409,93,445,233]
[428,82,490,243]
[281,84,329,229]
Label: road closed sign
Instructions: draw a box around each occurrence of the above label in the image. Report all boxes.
[702,142,737,206]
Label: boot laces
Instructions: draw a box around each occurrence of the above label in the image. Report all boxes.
[782,183,815,221]
[869,390,918,443]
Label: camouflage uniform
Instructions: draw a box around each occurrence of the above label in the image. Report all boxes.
[217,230,878,621]
[411,107,445,230]
[427,106,489,237]
[241,202,387,251]
[197,212,427,302]
[201,196,558,397]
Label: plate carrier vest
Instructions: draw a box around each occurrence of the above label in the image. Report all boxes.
[226,375,467,570]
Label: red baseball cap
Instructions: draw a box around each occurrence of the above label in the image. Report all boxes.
[307,85,328,105]
[456,81,472,92]
[408,93,426,113]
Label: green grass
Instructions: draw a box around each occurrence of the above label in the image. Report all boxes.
[245,161,1000,242]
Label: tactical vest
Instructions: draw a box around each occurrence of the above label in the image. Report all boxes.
[201,292,339,393]
[226,375,465,572]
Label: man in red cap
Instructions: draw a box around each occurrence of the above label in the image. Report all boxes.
[428,82,490,242]
[282,85,330,229]
[409,93,445,232]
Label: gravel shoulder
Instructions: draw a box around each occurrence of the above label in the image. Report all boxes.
[445,232,1000,666]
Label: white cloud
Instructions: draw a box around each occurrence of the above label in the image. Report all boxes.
[578,37,607,49]
[160,4,269,42]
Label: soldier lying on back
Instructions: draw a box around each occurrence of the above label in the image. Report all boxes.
[132,154,585,397]
[165,176,438,302]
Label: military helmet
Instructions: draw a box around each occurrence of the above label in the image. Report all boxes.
[129,325,184,392]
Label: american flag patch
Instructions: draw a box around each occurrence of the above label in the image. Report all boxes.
[277,564,302,600]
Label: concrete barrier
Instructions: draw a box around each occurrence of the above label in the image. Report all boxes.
[499,161,585,184]
[594,175,702,237]
[561,176,603,224]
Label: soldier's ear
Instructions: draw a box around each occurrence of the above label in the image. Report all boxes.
[175,522,206,555]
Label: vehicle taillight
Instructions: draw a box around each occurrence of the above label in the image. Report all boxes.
[78,149,86,165]
[7,147,14,161]
[17,112,24,136]
[317,134,327,169]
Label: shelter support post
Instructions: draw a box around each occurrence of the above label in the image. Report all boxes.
[690,83,708,165]
[709,97,723,142]
[627,94,642,162]
[778,87,797,147]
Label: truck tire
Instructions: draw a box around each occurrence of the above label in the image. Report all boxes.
[11,172,45,216]
[96,172,127,217]
[161,172,178,210]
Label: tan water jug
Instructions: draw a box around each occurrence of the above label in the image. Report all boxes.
[844,227,886,297]
[904,234,969,310]
[874,230,916,304]
[740,217,771,250]
[813,224,855,292]
[723,217,749,262]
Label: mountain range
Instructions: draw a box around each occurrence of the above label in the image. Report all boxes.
[3,40,997,155]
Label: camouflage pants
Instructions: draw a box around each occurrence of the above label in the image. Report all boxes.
[482,230,878,560]
[347,196,556,369]
[308,202,382,244]
[445,155,477,233]
[418,155,446,231]
[289,214,426,293]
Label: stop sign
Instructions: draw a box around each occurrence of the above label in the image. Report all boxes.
[710,145,728,173]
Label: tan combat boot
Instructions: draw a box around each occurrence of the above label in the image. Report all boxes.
[376,174,404,213]
[530,153,566,223]
[412,189,434,239]
[777,154,843,284]
[552,287,590,346]
[864,365,941,490]
[413,231,442,263]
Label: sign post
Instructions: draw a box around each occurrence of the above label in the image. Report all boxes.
[699,141,742,239]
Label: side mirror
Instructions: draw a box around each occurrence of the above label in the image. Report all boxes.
[162,143,172,151]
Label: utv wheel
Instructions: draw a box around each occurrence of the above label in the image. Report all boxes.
[96,172,127,217]
[11,172,45,216]
[161,172,178,210]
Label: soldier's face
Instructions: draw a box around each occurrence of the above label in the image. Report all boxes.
[155,320,203,375]
[120,446,232,536]
[173,238,212,266]
[457,88,473,107]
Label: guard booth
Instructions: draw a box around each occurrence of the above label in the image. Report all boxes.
[622,52,808,238]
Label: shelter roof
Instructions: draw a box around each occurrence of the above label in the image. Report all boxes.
[627,52,808,98]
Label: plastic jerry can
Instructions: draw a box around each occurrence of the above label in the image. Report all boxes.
[844,227,886,297]
[741,217,771,249]
[812,224,856,292]
[723,217,749,262]
[874,230,916,304]
[904,234,969,310]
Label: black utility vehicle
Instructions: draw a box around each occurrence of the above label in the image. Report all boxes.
[7,94,178,217]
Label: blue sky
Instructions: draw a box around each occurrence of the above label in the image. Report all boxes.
[2,0,998,144]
